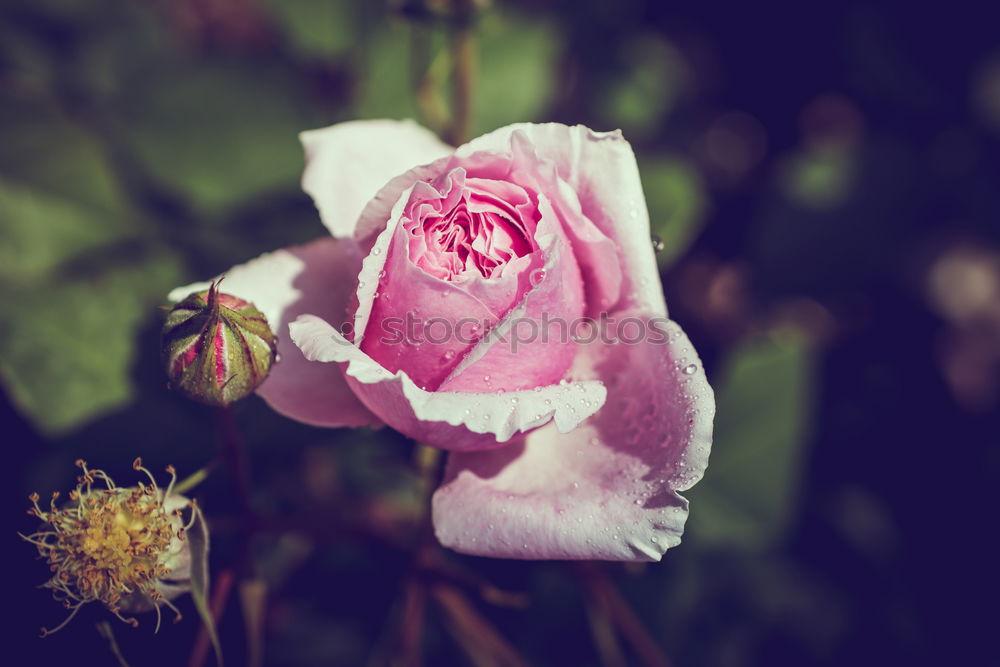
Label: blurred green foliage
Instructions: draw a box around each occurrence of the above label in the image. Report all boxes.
[687,330,814,551]
[4,0,982,665]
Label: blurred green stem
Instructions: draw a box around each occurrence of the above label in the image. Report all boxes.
[173,461,218,496]
[446,0,476,145]
[96,621,130,667]
[414,443,443,501]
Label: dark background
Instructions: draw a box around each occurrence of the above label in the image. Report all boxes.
[2,1,997,665]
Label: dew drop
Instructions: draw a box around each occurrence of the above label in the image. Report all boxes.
[529,268,547,286]
[483,375,491,383]
[378,270,386,278]
[683,363,698,375]
[572,481,580,489]
[372,247,382,256]
[534,386,542,393]
[443,350,456,361]
[651,235,665,253]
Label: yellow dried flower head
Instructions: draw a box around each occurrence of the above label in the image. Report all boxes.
[22,459,195,636]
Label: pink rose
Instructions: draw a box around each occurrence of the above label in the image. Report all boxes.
[170,120,714,561]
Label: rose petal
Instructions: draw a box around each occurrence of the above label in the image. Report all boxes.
[301,119,451,238]
[431,317,713,560]
[168,238,377,428]
[459,124,660,316]
[437,194,584,393]
[289,314,607,451]
[361,197,500,390]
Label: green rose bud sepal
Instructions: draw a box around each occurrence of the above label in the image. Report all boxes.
[161,281,277,406]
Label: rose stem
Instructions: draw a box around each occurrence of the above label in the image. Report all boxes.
[188,408,256,667]
[577,563,674,667]
[187,568,236,667]
[446,0,476,145]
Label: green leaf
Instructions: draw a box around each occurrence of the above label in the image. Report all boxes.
[121,62,316,218]
[686,329,815,551]
[188,503,224,666]
[0,98,129,214]
[639,156,708,269]
[472,10,560,136]
[0,179,134,284]
[0,250,182,435]
[259,0,358,59]
[354,18,422,122]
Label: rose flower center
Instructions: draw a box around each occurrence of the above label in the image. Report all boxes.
[403,176,538,282]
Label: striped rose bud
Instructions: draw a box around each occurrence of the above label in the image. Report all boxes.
[161,280,277,406]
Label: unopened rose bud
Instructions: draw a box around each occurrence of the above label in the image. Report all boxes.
[22,459,199,635]
[161,280,277,407]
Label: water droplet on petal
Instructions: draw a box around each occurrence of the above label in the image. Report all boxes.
[372,247,382,256]
[443,350,456,361]
[529,268,547,286]
[651,235,665,253]
[683,363,698,375]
